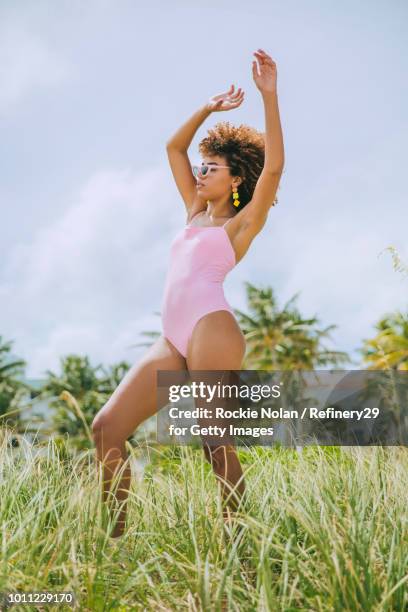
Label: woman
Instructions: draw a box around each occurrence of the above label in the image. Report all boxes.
[92,48,284,538]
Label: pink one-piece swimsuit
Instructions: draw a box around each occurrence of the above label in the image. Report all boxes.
[161,214,237,358]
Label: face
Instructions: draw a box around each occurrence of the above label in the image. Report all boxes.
[195,155,241,199]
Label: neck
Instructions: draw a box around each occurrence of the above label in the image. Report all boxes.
[205,194,233,219]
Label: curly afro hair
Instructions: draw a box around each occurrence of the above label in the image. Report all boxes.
[198,120,278,211]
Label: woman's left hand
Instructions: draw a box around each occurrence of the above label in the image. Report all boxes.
[252,49,277,94]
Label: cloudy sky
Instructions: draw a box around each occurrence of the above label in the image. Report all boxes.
[1,0,407,378]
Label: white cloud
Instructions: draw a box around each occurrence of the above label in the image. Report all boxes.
[2,163,183,377]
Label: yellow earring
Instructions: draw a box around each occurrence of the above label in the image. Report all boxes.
[232,185,240,207]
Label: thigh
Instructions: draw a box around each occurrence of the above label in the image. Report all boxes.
[186,311,246,450]
[92,335,186,441]
[186,310,246,370]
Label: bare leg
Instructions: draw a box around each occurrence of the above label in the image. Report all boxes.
[186,311,247,522]
[92,336,186,538]
[203,442,246,519]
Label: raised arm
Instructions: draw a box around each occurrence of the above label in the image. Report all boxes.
[166,86,245,215]
[242,49,285,230]
[166,105,212,212]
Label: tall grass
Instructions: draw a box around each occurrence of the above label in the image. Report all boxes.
[1,429,407,611]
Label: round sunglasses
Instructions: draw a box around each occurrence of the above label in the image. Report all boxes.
[192,164,231,177]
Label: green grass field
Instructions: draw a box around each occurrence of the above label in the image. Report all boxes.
[1,432,407,611]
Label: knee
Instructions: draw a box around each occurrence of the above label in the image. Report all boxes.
[91,412,114,446]
[91,413,104,437]
[92,419,123,462]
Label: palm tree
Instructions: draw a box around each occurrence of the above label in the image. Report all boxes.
[366,245,408,370]
[359,311,408,371]
[0,335,29,428]
[357,311,408,442]
[100,361,132,391]
[235,282,349,370]
[232,283,351,446]
[39,355,130,447]
[131,312,162,349]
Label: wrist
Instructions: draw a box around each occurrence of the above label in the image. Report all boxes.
[261,89,277,99]
[202,103,213,115]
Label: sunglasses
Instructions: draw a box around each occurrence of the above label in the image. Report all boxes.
[192,164,231,177]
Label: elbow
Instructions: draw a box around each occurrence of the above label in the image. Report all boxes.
[264,158,285,174]
[166,141,187,152]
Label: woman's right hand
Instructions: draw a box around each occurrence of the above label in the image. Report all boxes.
[206,84,245,112]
